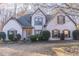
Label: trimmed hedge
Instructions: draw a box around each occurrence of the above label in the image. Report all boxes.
[8,34,14,41]
[30,30,50,42]
[16,34,21,40]
[0,32,6,41]
[39,30,50,41]
[38,34,43,41]
[30,35,38,42]
[8,34,21,41]
[72,30,79,40]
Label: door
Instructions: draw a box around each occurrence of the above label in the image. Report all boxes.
[23,29,32,39]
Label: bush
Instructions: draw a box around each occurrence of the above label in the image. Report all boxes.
[8,34,21,41]
[40,30,50,41]
[0,32,6,41]
[30,30,50,42]
[38,34,43,41]
[30,35,38,42]
[16,34,21,41]
[8,34,14,41]
[72,30,79,40]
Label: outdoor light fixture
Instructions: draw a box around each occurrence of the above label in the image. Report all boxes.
[64,30,68,35]
[76,24,79,30]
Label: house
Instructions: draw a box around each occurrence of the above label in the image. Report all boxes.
[3,8,76,40]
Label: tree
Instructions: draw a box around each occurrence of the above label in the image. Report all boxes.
[0,3,79,31]
[55,4,79,30]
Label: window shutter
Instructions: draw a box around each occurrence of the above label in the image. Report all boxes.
[52,30,54,37]
[57,15,65,24]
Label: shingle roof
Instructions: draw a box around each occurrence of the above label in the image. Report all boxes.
[17,14,52,28]
[17,14,33,28]
[17,8,53,28]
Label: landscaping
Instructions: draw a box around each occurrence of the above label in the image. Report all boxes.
[30,30,50,42]
[0,32,6,42]
[72,30,79,40]
[8,33,21,42]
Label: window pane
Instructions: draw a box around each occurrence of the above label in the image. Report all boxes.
[52,29,60,38]
[35,30,42,34]
[34,16,43,25]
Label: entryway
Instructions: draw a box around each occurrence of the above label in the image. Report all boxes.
[22,28,32,40]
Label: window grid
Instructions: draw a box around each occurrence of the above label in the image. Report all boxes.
[34,16,43,25]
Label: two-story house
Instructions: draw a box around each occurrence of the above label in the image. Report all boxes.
[2,8,76,40]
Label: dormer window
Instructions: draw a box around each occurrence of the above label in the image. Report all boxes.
[34,16,43,25]
[57,15,65,24]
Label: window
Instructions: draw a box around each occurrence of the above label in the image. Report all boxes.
[57,15,65,24]
[34,16,43,25]
[8,30,17,38]
[52,29,60,38]
[34,30,42,35]
[63,29,70,37]
[8,30,17,35]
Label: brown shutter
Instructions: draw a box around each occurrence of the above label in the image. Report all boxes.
[57,16,59,24]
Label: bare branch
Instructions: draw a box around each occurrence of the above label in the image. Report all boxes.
[59,8,77,26]
[64,3,79,11]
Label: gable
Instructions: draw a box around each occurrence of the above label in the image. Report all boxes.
[3,17,22,29]
[48,10,75,25]
[3,19,22,36]
[3,19,22,29]
[46,11,76,32]
[32,8,46,19]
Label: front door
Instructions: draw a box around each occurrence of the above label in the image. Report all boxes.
[23,29,32,39]
[26,29,32,38]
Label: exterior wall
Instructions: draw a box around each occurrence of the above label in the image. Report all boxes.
[46,13,76,40]
[3,19,22,40]
[32,9,46,35]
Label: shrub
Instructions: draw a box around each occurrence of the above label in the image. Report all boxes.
[8,34,14,41]
[0,32,6,41]
[0,35,1,40]
[30,30,50,42]
[8,34,21,41]
[72,30,79,40]
[16,34,21,41]
[30,35,38,42]
[40,30,50,41]
[38,34,43,41]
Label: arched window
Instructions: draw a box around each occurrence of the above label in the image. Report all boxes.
[63,29,70,37]
[57,15,65,24]
[52,29,60,38]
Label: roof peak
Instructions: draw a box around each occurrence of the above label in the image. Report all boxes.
[32,8,46,16]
